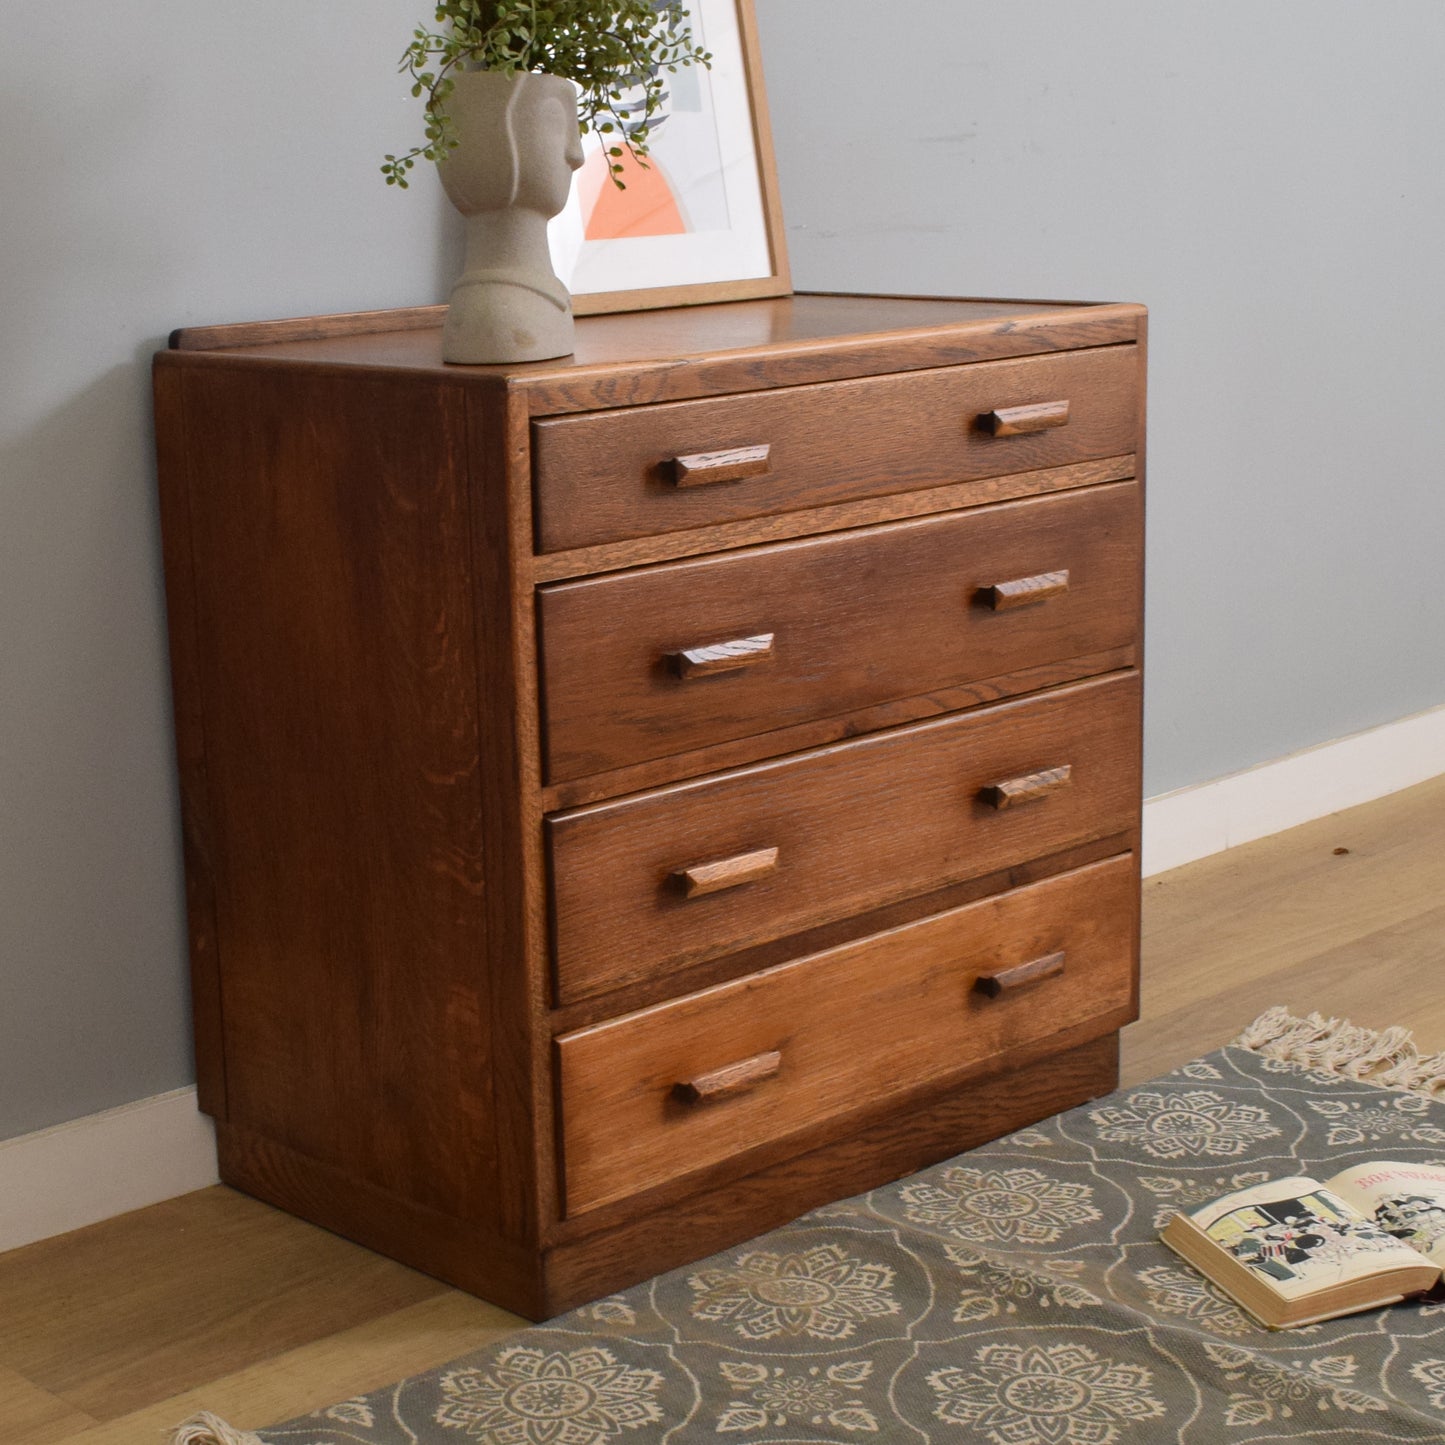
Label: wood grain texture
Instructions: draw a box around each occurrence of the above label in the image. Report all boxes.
[151,362,226,1117]
[0,1188,444,1422]
[542,1030,1122,1309]
[546,1011,1129,1253]
[672,1049,782,1105]
[152,291,1145,1322]
[518,301,1145,415]
[670,631,775,679]
[569,275,793,316]
[1123,311,1148,1029]
[540,480,1141,781]
[1125,772,1445,1087]
[672,846,780,899]
[981,398,1071,435]
[176,366,495,1219]
[532,346,1138,550]
[976,950,1067,997]
[170,304,448,352]
[540,648,1137,812]
[159,297,1145,424]
[548,672,1140,1004]
[985,569,1071,611]
[983,763,1074,810]
[556,855,1137,1215]
[162,293,1138,383]
[17,782,1445,1439]
[673,443,774,487]
[464,386,555,1243]
[0,1371,94,1445]
[44,1294,521,1445]
[530,456,1135,584]
[551,833,1134,1034]
[216,1126,543,1318]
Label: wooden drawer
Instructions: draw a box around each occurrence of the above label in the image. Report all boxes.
[557,853,1138,1215]
[533,345,1140,552]
[548,671,1140,1004]
[539,480,1140,783]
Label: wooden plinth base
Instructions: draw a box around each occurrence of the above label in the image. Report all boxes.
[218,1030,1120,1320]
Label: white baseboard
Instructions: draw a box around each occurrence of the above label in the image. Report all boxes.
[1143,701,1445,877]
[0,1087,218,1254]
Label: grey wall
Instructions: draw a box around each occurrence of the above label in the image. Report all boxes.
[755,0,1445,793]
[3,1,1443,1141]
[0,1,461,1141]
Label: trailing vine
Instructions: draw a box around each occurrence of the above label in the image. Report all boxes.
[383,1,711,189]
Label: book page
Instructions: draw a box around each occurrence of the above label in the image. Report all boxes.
[1189,1176,1421,1300]
[1324,1160,1445,1267]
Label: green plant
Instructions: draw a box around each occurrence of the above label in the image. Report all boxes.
[383,0,711,189]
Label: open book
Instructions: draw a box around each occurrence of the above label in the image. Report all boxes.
[1160,1160,1445,1328]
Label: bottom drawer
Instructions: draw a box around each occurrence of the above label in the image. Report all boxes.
[556,853,1138,1215]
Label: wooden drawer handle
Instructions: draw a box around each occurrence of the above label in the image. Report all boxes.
[672,444,772,488]
[975,951,1066,998]
[980,400,1071,436]
[981,764,1072,810]
[673,1049,782,1106]
[672,846,779,899]
[669,632,774,680]
[983,569,1070,611]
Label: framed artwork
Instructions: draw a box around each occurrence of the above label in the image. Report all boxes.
[548,0,790,315]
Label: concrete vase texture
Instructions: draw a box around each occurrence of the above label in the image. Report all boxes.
[437,69,583,363]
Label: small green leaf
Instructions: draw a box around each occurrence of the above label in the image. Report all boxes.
[383,0,709,191]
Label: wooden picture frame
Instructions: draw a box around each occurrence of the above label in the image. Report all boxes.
[556,0,790,316]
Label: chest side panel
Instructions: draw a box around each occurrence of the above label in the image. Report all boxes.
[174,364,497,1219]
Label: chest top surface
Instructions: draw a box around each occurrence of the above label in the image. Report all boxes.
[162,292,1145,413]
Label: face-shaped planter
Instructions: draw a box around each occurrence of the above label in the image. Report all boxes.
[438,70,585,364]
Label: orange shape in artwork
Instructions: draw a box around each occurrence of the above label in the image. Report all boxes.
[582,147,687,240]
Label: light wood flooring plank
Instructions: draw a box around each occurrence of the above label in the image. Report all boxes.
[0,1186,445,1422]
[0,1369,95,1445]
[1124,773,1445,1085]
[46,1292,523,1445]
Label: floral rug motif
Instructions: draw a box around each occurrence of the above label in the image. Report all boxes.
[176,1010,1445,1443]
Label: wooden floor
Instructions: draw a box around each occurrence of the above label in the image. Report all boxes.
[1122,771,1445,1084]
[4,774,1443,1444]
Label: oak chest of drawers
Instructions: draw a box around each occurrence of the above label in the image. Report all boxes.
[154,292,1147,1319]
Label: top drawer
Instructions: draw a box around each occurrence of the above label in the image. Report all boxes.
[532,346,1140,552]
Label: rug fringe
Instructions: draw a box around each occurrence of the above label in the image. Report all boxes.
[1233,1006,1445,1098]
[169,1412,265,1445]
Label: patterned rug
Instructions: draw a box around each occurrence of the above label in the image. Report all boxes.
[175,1008,1445,1444]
